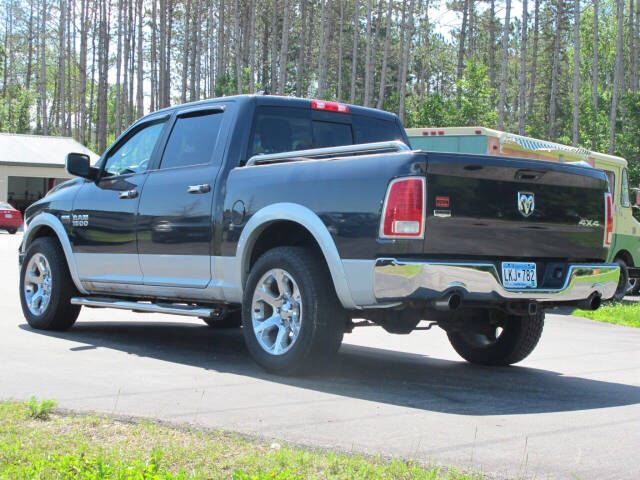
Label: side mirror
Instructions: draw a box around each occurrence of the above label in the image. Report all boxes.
[66,153,98,180]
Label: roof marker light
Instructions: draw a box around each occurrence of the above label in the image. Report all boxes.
[311,100,349,113]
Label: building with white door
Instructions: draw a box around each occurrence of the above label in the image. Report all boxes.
[0,133,99,213]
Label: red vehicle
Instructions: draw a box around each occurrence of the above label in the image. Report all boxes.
[0,202,22,234]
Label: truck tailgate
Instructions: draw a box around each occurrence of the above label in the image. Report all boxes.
[424,153,609,260]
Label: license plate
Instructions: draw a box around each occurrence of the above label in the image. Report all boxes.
[501,262,537,288]
[4,214,12,219]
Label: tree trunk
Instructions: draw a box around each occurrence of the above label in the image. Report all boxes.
[57,0,66,133]
[369,0,383,102]
[549,0,562,140]
[97,0,110,153]
[610,0,624,153]
[136,0,143,117]
[456,0,469,87]
[337,0,344,100]
[572,0,580,145]
[497,0,511,130]
[518,0,528,135]
[248,0,256,92]
[278,0,290,94]
[363,0,373,107]
[182,0,191,102]
[489,0,496,97]
[350,0,359,104]
[527,0,539,122]
[78,0,88,143]
[234,0,243,93]
[398,0,415,122]
[115,0,123,135]
[269,0,279,93]
[592,0,599,149]
[26,0,35,90]
[377,0,392,109]
[296,0,308,96]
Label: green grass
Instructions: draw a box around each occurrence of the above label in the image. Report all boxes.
[573,301,640,328]
[0,400,486,480]
[24,397,57,420]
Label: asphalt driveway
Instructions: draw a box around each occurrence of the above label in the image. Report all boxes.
[1,232,639,479]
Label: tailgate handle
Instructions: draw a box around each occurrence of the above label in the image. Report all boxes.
[515,169,546,181]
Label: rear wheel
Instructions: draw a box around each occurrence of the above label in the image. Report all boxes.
[19,237,81,330]
[242,246,346,375]
[613,258,631,301]
[7,228,17,234]
[447,310,544,366]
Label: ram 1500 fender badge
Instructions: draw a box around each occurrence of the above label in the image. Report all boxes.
[517,192,535,217]
[578,218,600,227]
[72,214,89,227]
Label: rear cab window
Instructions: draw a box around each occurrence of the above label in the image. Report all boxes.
[248,105,406,157]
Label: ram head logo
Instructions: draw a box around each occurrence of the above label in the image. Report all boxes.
[517,192,535,217]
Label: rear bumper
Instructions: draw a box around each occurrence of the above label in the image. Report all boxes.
[0,219,22,228]
[373,259,620,304]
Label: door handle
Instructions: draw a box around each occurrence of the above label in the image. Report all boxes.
[187,184,211,194]
[119,189,138,199]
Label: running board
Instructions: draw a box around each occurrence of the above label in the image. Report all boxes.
[70,297,216,318]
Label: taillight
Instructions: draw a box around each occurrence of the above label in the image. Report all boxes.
[380,177,425,238]
[310,100,349,113]
[604,193,613,247]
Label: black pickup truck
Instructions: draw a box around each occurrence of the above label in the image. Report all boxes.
[19,95,619,374]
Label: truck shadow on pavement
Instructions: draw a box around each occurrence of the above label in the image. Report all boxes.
[20,321,640,416]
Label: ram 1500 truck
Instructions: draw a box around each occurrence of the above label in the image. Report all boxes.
[18,95,620,374]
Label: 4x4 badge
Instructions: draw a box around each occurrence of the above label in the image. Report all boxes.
[518,192,535,217]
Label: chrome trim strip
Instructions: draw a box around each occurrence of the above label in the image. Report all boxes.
[373,259,620,303]
[70,296,215,317]
[246,141,411,167]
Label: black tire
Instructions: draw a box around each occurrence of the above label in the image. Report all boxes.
[613,258,630,301]
[202,310,242,329]
[242,246,346,375]
[630,278,640,296]
[7,228,17,234]
[447,310,545,366]
[19,237,81,331]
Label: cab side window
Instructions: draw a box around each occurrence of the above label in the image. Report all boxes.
[621,168,631,207]
[104,122,165,177]
[160,111,224,169]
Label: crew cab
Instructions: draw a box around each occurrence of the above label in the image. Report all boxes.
[18,95,620,374]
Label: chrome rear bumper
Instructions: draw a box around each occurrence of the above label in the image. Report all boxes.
[373,259,620,303]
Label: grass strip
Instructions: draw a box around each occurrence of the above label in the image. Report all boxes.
[572,301,640,328]
[0,400,486,480]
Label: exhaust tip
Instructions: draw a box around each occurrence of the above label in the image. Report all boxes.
[433,292,462,311]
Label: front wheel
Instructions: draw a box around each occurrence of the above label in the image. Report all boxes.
[19,237,81,330]
[7,228,17,234]
[242,246,346,375]
[447,310,544,366]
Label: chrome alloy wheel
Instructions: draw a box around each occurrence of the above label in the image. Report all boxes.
[23,253,53,316]
[251,268,302,355]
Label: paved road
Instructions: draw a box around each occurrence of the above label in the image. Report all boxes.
[1,233,639,479]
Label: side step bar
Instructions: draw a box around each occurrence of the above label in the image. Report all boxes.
[70,297,215,318]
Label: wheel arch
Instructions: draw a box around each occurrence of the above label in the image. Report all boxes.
[22,213,88,295]
[236,203,357,309]
[614,249,635,267]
